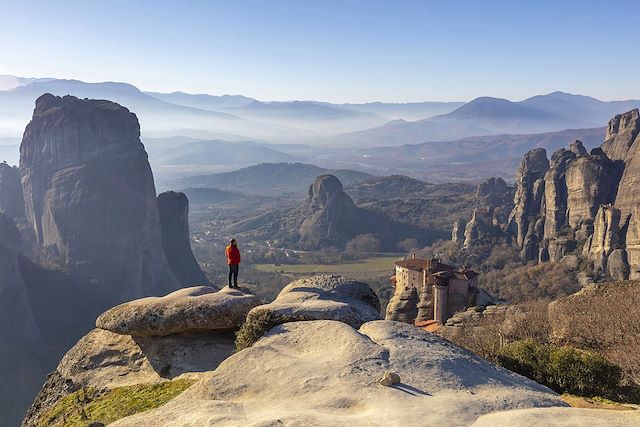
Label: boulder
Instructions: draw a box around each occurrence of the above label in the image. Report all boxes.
[157,191,208,286]
[110,320,566,426]
[247,275,381,329]
[96,286,259,336]
[607,249,629,281]
[0,163,24,218]
[19,94,177,299]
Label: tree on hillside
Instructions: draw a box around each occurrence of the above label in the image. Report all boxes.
[344,234,380,258]
[397,238,418,253]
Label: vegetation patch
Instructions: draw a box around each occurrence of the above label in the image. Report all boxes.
[37,379,195,427]
[561,394,636,411]
[497,339,622,397]
[235,309,300,351]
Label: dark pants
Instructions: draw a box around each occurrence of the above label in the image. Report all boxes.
[228,264,239,286]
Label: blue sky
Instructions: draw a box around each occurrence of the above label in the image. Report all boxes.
[1,0,639,102]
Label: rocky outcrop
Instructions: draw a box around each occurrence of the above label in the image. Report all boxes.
[601,109,640,161]
[476,176,512,207]
[19,94,178,299]
[109,320,571,426]
[157,191,208,286]
[508,148,549,247]
[543,148,576,239]
[0,163,24,218]
[451,220,465,244]
[547,238,577,262]
[385,283,419,323]
[463,207,499,247]
[23,328,236,427]
[296,174,364,249]
[569,140,588,156]
[0,213,39,341]
[96,286,259,336]
[247,275,381,328]
[585,205,621,271]
[565,149,618,229]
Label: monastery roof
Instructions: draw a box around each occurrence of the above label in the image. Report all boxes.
[395,257,453,272]
[396,257,479,281]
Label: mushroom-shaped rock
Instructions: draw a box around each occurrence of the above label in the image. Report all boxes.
[246,275,381,329]
[96,286,259,336]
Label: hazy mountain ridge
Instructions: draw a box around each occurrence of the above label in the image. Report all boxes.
[177,162,375,197]
[335,92,640,147]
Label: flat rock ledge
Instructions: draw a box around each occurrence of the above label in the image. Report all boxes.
[246,275,381,328]
[96,286,259,336]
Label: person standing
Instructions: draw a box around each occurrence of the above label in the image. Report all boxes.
[225,239,241,288]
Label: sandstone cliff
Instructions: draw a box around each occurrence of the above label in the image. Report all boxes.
[20,93,178,299]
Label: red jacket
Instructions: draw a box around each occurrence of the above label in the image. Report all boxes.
[226,244,241,265]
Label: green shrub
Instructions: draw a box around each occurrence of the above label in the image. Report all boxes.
[235,310,308,351]
[235,309,276,351]
[497,339,622,397]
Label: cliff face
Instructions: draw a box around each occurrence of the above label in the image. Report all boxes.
[0,163,25,218]
[157,191,208,286]
[507,148,549,247]
[20,94,178,298]
[507,109,640,279]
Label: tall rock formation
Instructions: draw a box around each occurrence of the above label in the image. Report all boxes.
[543,148,576,239]
[609,110,640,277]
[508,148,549,247]
[506,109,640,278]
[297,174,365,249]
[565,148,618,229]
[19,93,178,300]
[157,191,208,286]
[0,163,25,218]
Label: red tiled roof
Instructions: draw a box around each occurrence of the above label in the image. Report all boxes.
[395,258,453,272]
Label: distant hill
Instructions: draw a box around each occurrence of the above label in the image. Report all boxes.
[177,163,374,197]
[143,137,298,166]
[145,91,256,110]
[0,77,304,141]
[333,101,465,121]
[335,92,640,146]
[324,127,606,182]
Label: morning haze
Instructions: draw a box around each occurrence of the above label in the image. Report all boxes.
[1,1,640,426]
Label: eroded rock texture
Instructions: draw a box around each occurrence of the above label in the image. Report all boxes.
[508,148,549,247]
[19,94,177,299]
[158,191,208,285]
